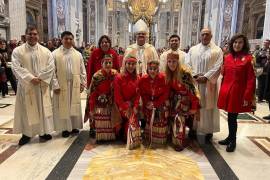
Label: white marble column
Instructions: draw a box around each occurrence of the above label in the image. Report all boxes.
[180,0,191,48]
[263,0,270,39]
[96,0,107,41]
[9,0,26,40]
[203,0,212,28]
[204,0,227,45]
[230,0,239,35]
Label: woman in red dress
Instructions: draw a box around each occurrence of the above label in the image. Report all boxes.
[139,60,170,145]
[165,52,200,151]
[86,35,120,134]
[89,55,118,142]
[114,55,141,149]
[218,34,256,152]
[86,35,119,88]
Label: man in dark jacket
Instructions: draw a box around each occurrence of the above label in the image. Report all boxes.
[256,40,270,102]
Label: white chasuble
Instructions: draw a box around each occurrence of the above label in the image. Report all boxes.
[12,43,55,137]
[52,46,86,132]
[186,42,223,133]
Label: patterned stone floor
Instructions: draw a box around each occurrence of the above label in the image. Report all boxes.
[0,94,270,180]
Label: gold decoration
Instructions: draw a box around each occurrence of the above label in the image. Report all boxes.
[128,0,159,23]
[83,146,204,179]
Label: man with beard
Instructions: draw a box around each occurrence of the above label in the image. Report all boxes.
[160,34,187,72]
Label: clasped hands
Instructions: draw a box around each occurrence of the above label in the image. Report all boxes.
[30,77,41,85]
[194,73,208,83]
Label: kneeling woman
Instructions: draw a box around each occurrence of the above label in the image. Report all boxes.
[89,54,118,141]
[139,60,170,145]
[114,55,141,149]
[165,52,200,151]
[218,34,255,152]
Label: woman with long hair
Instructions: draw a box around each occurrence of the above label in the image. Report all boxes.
[114,54,141,149]
[165,52,200,151]
[139,60,170,145]
[218,34,256,152]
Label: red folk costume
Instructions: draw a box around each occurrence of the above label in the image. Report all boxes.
[139,72,170,145]
[114,56,141,149]
[169,67,200,147]
[89,67,118,141]
[86,48,119,88]
[218,53,256,113]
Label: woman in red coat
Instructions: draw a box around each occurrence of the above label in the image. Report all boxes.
[139,60,170,145]
[217,34,256,152]
[89,55,118,142]
[165,52,200,151]
[114,55,141,149]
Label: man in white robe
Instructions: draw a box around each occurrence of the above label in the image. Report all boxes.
[12,26,55,145]
[124,19,159,75]
[52,31,86,138]
[160,34,187,72]
[185,28,223,142]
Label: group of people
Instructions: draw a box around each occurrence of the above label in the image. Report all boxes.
[0,39,18,97]
[12,27,86,145]
[11,21,256,153]
[254,39,270,120]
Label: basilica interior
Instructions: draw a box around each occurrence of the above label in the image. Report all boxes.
[0,0,270,180]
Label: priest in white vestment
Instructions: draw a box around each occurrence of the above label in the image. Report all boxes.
[160,34,187,72]
[52,31,86,138]
[185,28,223,142]
[11,26,55,146]
[124,19,159,75]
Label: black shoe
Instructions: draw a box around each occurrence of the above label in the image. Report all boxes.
[226,141,236,152]
[89,129,96,138]
[39,134,52,141]
[174,145,184,152]
[205,133,213,142]
[18,135,31,146]
[62,131,70,138]
[188,130,197,140]
[218,137,230,145]
[263,115,270,120]
[71,129,79,134]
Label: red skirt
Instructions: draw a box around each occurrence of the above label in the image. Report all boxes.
[94,106,115,141]
[144,108,168,145]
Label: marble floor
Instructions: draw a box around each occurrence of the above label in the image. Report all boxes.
[0,93,270,180]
